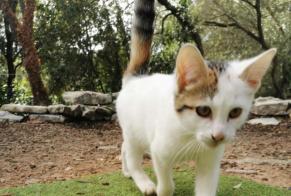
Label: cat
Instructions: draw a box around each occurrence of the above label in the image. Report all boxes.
[116,0,277,195]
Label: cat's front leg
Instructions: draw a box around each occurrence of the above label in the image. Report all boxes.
[195,145,224,196]
[152,151,174,196]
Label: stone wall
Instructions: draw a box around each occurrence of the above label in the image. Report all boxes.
[0,93,290,124]
[0,91,118,123]
[247,97,291,125]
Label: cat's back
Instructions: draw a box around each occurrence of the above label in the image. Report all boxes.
[117,73,175,104]
[116,73,175,132]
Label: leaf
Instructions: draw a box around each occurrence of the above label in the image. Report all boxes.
[233,182,242,189]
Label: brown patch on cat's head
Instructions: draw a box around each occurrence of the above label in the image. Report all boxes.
[175,44,219,112]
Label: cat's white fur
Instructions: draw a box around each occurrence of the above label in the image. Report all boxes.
[116,45,276,196]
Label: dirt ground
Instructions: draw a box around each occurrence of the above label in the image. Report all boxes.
[0,118,290,189]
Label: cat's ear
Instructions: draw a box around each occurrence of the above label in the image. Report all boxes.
[240,48,277,90]
[176,44,208,92]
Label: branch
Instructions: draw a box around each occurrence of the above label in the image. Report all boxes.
[254,0,268,49]
[161,13,172,34]
[14,61,22,70]
[265,5,285,36]
[157,0,204,55]
[204,21,236,28]
[13,48,22,61]
[213,1,262,45]
[240,0,256,8]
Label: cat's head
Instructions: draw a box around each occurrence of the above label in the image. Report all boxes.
[174,44,276,148]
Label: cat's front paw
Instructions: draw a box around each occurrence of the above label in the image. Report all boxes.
[122,170,131,178]
[157,185,174,196]
[140,181,156,196]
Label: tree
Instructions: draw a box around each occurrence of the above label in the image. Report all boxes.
[0,0,22,102]
[157,0,204,55]
[198,0,291,98]
[1,0,50,105]
[35,0,129,95]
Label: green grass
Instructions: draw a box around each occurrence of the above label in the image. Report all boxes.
[0,168,289,196]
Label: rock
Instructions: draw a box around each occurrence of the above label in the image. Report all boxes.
[98,145,118,150]
[0,111,24,123]
[82,105,114,121]
[82,106,99,121]
[48,104,83,118]
[48,104,71,114]
[1,104,48,114]
[68,105,83,117]
[29,114,66,123]
[111,114,118,122]
[25,178,39,185]
[251,97,291,116]
[43,162,57,169]
[235,158,290,166]
[225,169,257,175]
[247,118,281,125]
[65,166,72,171]
[62,91,112,105]
[111,92,119,100]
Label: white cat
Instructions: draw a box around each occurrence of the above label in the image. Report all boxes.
[116,0,277,196]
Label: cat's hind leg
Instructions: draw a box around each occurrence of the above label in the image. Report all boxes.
[123,140,156,195]
[121,142,131,178]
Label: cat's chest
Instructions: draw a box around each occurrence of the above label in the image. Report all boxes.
[169,139,202,164]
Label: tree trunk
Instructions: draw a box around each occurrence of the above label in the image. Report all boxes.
[1,0,51,105]
[22,40,50,105]
[4,16,16,101]
[270,56,283,98]
[3,0,17,102]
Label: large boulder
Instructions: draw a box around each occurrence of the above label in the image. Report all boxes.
[0,111,24,123]
[1,104,48,114]
[251,97,291,116]
[62,91,112,105]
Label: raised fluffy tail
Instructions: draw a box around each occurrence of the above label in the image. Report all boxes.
[124,0,155,78]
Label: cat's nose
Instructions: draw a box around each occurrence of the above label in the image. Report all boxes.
[211,131,225,142]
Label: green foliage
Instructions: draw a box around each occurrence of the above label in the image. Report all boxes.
[195,0,291,97]
[35,0,129,97]
[0,167,289,195]
[0,0,290,105]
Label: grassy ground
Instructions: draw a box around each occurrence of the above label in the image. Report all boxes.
[0,168,289,196]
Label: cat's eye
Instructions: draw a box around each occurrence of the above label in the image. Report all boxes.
[229,108,242,119]
[196,106,212,118]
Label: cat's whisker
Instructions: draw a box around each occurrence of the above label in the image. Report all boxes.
[175,141,192,164]
[169,141,186,165]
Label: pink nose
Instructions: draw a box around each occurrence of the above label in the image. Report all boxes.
[211,131,225,142]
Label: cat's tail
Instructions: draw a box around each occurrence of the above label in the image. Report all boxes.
[123,0,155,83]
